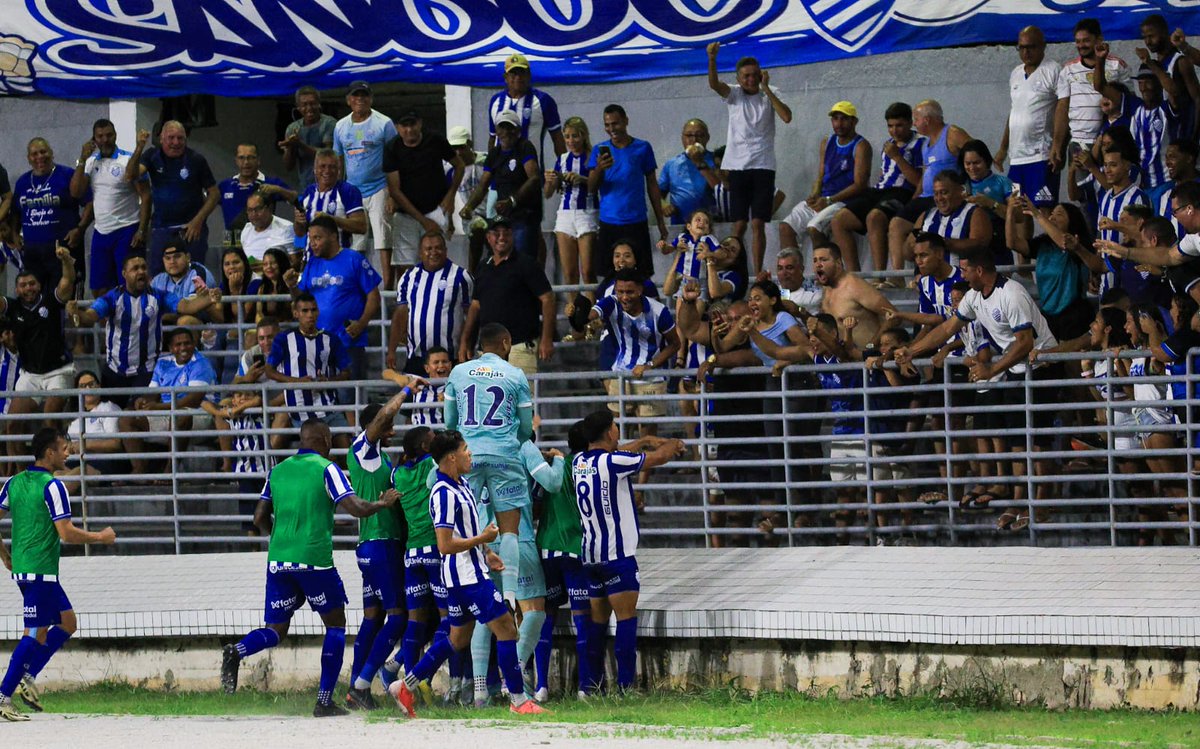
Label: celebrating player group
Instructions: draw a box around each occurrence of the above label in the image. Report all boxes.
[214,321,687,718]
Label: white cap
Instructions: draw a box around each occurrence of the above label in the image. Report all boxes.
[447,125,470,146]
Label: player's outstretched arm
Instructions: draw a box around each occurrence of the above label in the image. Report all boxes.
[54,519,116,546]
[641,438,687,470]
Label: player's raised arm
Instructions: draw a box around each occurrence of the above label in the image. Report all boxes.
[640,438,687,470]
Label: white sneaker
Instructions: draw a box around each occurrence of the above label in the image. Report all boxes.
[534,687,549,703]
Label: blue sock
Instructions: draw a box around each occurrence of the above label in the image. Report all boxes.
[498,533,519,600]
[400,619,428,675]
[589,620,607,692]
[317,627,345,706]
[350,616,379,683]
[614,617,638,690]
[406,635,455,685]
[572,612,593,694]
[487,639,501,693]
[535,611,555,691]
[496,638,524,699]
[25,627,71,679]
[516,609,545,668]
[358,615,404,687]
[235,627,281,659]
[0,636,39,697]
[433,618,463,679]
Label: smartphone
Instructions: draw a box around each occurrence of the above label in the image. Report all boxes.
[292,196,306,212]
[1068,141,1083,158]
[253,354,265,367]
[1011,182,1022,198]
[599,145,612,160]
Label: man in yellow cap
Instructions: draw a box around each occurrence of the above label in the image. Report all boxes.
[488,53,565,161]
[779,101,873,271]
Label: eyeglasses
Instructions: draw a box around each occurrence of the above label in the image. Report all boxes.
[79,380,99,389]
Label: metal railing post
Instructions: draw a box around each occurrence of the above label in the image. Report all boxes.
[169,386,182,554]
[780,367,794,546]
[1104,350,1117,547]
[77,388,91,557]
[862,369,875,546]
[697,372,712,549]
[1024,368,1036,544]
[942,356,957,544]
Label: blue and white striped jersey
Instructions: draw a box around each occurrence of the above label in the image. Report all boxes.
[671,232,719,285]
[917,268,964,321]
[1132,97,1175,190]
[91,287,178,376]
[921,202,978,240]
[1098,182,1149,243]
[268,329,352,421]
[875,135,927,191]
[552,152,596,211]
[572,449,646,564]
[395,261,472,359]
[594,295,675,375]
[231,411,271,475]
[0,468,71,521]
[430,470,491,587]
[0,347,19,415]
[408,384,444,426]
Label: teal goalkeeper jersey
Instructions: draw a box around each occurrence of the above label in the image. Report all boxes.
[444,352,532,457]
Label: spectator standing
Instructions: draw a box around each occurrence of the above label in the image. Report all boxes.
[382,109,464,282]
[239,191,295,266]
[1100,181,1200,273]
[14,137,89,290]
[487,54,565,160]
[296,149,367,259]
[280,86,337,192]
[217,144,289,248]
[1056,18,1132,155]
[544,116,599,294]
[707,42,793,276]
[775,246,822,318]
[658,119,718,225]
[333,81,397,283]
[126,121,220,274]
[780,102,873,271]
[1160,141,1199,237]
[458,218,555,375]
[1096,147,1151,295]
[587,105,669,278]
[69,118,150,296]
[386,231,473,375]
[446,126,488,274]
[460,111,542,260]
[68,254,220,398]
[1094,43,1178,195]
[289,216,382,389]
[995,26,1065,205]
[1142,15,1198,143]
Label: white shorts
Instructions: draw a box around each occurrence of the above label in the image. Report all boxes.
[392,207,449,265]
[870,443,911,483]
[829,438,867,483]
[16,363,75,394]
[352,189,391,270]
[554,208,599,239]
[1134,407,1176,445]
[146,412,214,442]
[783,200,845,236]
[1111,409,1135,452]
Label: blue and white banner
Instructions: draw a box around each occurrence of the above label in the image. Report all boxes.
[0,0,1196,98]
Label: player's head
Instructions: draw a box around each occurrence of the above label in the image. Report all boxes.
[402,425,433,463]
[360,402,395,446]
[14,269,41,304]
[424,346,452,379]
[32,427,70,471]
[478,322,512,360]
[566,419,589,454]
[579,409,617,450]
[959,250,997,292]
[613,268,645,314]
[884,101,913,142]
[293,292,319,333]
[431,429,471,473]
[307,214,340,257]
[911,230,947,276]
[299,418,333,457]
[122,253,150,292]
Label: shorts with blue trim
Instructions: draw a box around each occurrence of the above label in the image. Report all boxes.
[89,223,139,292]
[445,579,508,627]
[404,546,448,611]
[356,539,405,611]
[1007,161,1060,206]
[542,553,590,611]
[16,578,71,629]
[516,540,545,601]
[263,564,348,624]
[466,455,531,516]
[583,556,641,598]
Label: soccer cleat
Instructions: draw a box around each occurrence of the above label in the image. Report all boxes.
[473,695,491,708]
[16,676,43,712]
[220,644,241,695]
[345,686,377,711]
[313,700,350,718]
[0,702,29,722]
[415,679,435,707]
[443,678,462,706]
[534,687,549,703]
[510,699,550,715]
[576,690,590,701]
[389,681,417,718]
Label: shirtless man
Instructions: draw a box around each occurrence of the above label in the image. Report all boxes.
[813,244,896,348]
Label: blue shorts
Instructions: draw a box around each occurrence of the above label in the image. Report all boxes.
[542,554,590,611]
[89,223,139,292]
[16,579,71,629]
[445,579,508,627]
[1007,161,1060,206]
[404,546,448,611]
[516,540,546,601]
[583,556,641,598]
[356,539,405,611]
[466,456,531,517]
[263,565,348,624]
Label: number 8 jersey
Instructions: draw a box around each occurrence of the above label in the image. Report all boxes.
[444,351,533,456]
[571,449,646,564]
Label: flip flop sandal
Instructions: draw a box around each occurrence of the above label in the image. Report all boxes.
[1009,511,1032,531]
[996,511,1020,531]
[958,491,983,509]
[919,491,948,505]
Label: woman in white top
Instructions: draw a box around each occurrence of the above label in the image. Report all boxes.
[543,116,598,298]
[57,370,124,491]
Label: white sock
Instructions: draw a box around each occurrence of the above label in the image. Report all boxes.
[353,677,370,690]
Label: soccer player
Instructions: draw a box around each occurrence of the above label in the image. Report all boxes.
[0,427,117,722]
[220,419,399,717]
[572,410,685,693]
[443,323,534,682]
[345,378,423,710]
[390,429,548,717]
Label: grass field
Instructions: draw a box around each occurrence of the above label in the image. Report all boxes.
[39,684,1196,748]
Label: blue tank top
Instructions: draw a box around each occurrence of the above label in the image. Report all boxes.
[821,133,862,197]
[920,126,956,198]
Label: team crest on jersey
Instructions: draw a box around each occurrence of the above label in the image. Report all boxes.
[991,308,1003,322]
[180,167,190,179]
[109,164,123,178]
[508,158,517,171]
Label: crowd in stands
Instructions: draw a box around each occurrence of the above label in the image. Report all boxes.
[0,15,1199,545]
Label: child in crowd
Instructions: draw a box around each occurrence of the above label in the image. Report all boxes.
[808,313,863,540]
[202,390,271,535]
[863,327,920,536]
